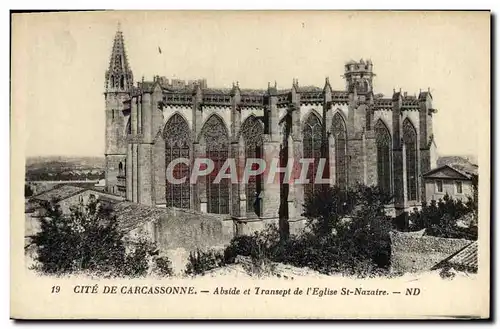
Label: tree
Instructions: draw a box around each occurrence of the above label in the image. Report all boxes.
[302,185,356,237]
[186,184,395,277]
[466,174,478,218]
[401,193,477,240]
[29,199,165,277]
[294,184,393,275]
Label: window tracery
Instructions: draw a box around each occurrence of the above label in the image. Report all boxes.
[403,119,418,201]
[303,113,322,197]
[201,115,230,214]
[164,113,191,208]
[375,120,392,195]
[332,113,347,189]
[241,116,264,216]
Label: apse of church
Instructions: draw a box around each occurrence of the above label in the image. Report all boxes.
[104,29,438,221]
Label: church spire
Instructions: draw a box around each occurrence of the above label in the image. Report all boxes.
[105,25,134,92]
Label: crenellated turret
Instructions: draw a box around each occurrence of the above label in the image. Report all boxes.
[343,58,375,95]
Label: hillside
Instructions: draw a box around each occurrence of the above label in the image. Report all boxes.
[437,155,477,166]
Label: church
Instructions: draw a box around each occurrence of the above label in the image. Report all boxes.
[104,28,438,232]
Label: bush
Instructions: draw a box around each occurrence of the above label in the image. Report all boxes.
[223,235,259,264]
[154,255,174,277]
[398,194,478,240]
[121,238,157,278]
[29,199,166,277]
[296,184,393,276]
[302,186,356,237]
[183,184,394,277]
[184,249,225,276]
[220,185,392,277]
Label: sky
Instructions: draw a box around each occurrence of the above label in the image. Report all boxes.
[12,11,490,161]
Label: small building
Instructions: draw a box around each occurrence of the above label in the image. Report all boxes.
[422,164,478,203]
[25,184,233,254]
[26,185,125,217]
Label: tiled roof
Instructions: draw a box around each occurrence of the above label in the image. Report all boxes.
[422,164,476,180]
[112,201,227,233]
[432,241,478,273]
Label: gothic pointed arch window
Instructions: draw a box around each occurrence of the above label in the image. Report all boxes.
[332,113,348,189]
[375,120,392,195]
[403,118,418,201]
[302,112,322,197]
[201,115,230,214]
[241,116,264,216]
[164,113,191,208]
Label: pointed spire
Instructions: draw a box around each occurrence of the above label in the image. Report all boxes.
[105,26,134,92]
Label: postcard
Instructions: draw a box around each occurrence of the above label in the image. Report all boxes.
[11,10,490,319]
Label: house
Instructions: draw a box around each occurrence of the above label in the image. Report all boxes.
[26,185,125,217]
[422,164,478,203]
[24,184,233,253]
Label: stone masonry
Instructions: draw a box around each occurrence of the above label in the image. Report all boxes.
[104,28,439,235]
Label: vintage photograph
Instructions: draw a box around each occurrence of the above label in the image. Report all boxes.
[12,10,490,319]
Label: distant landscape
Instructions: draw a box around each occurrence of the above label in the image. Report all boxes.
[25,156,105,181]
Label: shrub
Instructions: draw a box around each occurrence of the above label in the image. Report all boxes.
[184,184,394,277]
[298,184,393,276]
[184,249,225,276]
[400,194,477,240]
[29,199,163,277]
[121,238,157,278]
[223,235,259,264]
[154,255,174,277]
[302,186,356,237]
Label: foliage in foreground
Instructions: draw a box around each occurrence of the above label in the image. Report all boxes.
[29,199,173,277]
[186,184,393,278]
[393,191,478,241]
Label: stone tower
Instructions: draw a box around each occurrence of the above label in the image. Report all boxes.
[104,25,133,195]
[343,59,375,94]
[344,59,377,187]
